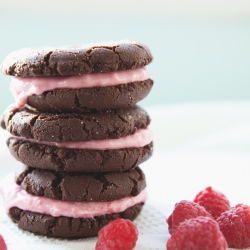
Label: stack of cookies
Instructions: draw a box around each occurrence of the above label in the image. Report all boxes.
[0,41,153,238]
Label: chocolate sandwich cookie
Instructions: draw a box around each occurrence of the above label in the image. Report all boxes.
[1,41,153,111]
[9,203,143,238]
[16,167,146,202]
[0,174,147,239]
[0,40,154,239]
[2,105,153,172]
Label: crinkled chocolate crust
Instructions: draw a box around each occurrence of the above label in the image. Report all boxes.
[1,105,150,142]
[1,42,153,77]
[7,137,153,172]
[16,167,146,202]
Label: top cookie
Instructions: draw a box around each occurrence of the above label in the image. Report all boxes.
[1,41,153,77]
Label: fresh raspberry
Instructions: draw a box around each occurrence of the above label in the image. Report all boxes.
[217,204,250,248]
[95,218,138,250]
[0,235,7,250]
[167,216,227,250]
[167,200,212,234]
[194,186,230,219]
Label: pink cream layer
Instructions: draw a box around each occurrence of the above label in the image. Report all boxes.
[0,174,147,218]
[11,67,150,108]
[13,128,153,150]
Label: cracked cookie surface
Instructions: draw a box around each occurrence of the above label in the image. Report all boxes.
[7,137,153,172]
[1,42,152,77]
[1,105,150,142]
[16,167,146,202]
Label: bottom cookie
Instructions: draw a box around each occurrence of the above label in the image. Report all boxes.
[9,203,143,239]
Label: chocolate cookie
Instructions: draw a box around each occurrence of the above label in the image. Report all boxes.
[1,105,150,142]
[26,79,153,112]
[0,40,153,241]
[1,42,153,77]
[7,138,153,172]
[16,167,146,202]
[9,203,143,238]
[2,41,153,112]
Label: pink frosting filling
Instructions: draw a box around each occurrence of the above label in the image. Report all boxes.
[13,128,153,150]
[0,174,147,218]
[11,67,150,108]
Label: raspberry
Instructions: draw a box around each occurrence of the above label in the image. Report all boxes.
[95,218,138,250]
[217,204,250,248]
[194,187,230,219]
[0,235,7,250]
[167,200,212,234]
[167,216,227,250]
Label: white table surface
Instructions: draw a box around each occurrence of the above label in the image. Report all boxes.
[1,101,250,249]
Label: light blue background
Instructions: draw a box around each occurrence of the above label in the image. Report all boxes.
[0,4,250,113]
